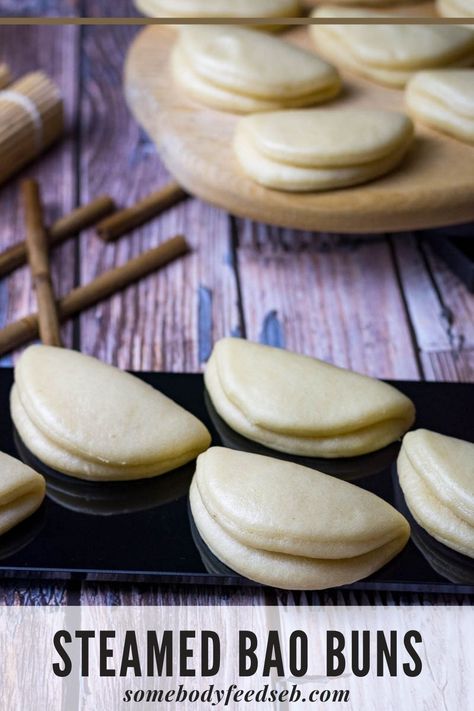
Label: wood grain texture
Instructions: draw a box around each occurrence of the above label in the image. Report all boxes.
[394,235,474,351]
[124,23,474,234]
[0,0,78,16]
[422,349,474,382]
[392,233,474,381]
[78,11,241,371]
[235,223,420,379]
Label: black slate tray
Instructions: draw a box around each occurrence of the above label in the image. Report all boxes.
[0,368,473,594]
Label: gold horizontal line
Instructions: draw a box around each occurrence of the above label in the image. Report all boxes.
[0,16,472,26]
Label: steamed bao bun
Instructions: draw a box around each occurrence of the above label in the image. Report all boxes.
[11,345,211,481]
[135,0,301,19]
[398,429,474,558]
[0,451,45,535]
[312,0,423,4]
[310,7,474,88]
[172,26,341,113]
[234,108,414,191]
[405,69,474,145]
[190,447,410,589]
[436,0,474,18]
[205,338,415,458]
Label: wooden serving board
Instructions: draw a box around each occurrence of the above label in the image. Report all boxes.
[124,23,474,234]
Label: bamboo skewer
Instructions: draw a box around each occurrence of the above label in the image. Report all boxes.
[0,235,190,356]
[0,71,64,186]
[96,181,187,242]
[22,179,63,348]
[0,195,116,278]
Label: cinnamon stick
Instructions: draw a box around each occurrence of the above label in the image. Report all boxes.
[22,179,63,347]
[0,64,10,90]
[96,182,187,242]
[0,195,116,278]
[0,235,189,357]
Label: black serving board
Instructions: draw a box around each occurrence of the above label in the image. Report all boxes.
[0,368,473,594]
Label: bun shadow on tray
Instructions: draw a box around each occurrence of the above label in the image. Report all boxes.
[394,469,474,586]
[14,429,194,517]
[204,390,401,482]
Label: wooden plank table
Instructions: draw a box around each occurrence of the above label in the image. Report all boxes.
[0,0,473,614]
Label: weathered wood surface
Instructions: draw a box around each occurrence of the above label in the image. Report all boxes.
[0,0,472,611]
[0,1,76,16]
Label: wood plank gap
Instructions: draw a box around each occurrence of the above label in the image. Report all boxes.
[417,235,466,355]
[230,214,248,340]
[388,234,426,381]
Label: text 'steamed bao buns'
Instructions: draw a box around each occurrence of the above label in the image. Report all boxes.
[205,339,415,457]
[406,70,474,145]
[11,346,211,481]
[171,26,341,113]
[436,0,474,17]
[135,0,300,19]
[0,452,45,535]
[310,8,474,88]
[234,108,414,191]
[190,448,410,589]
[398,430,474,558]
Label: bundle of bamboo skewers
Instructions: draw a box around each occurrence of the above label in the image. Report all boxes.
[0,67,64,186]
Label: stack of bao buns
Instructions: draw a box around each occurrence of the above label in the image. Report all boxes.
[398,430,474,558]
[135,0,301,20]
[436,0,474,17]
[191,447,411,589]
[310,8,474,88]
[233,107,415,191]
[166,8,473,193]
[11,346,211,482]
[405,69,474,144]
[171,26,342,113]
[205,339,416,458]
[317,0,474,13]
[134,0,474,17]
[0,451,45,536]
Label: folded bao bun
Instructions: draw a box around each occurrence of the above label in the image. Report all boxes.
[11,346,211,481]
[172,26,341,113]
[310,8,474,88]
[0,451,45,535]
[190,447,410,589]
[234,108,414,191]
[406,69,474,144]
[436,0,474,18]
[317,0,423,4]
[135,0,301,19]
[398,429,474,558]
[205,338,415,458]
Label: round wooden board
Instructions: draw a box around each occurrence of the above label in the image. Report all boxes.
[124,23,474,234]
